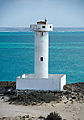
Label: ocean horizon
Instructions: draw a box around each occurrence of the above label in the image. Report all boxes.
[0,27,84,32]
[0,28,84,84]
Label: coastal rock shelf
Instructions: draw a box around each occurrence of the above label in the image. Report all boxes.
[0,81,84,105]
[0,81,84,120]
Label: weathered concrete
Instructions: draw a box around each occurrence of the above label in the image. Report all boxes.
[16,74,66,91]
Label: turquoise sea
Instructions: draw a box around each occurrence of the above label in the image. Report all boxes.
[0,31,84,84]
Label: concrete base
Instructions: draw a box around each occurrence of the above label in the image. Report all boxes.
[16,74,66,91]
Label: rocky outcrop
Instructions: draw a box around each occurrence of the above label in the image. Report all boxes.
[0,81,16,95]
[63,82,84,102]
[9,90,62,105]
[0,81,84,105]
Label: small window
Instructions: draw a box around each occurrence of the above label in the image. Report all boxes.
[41,32,43,36]
[42,26,45,28]
[50,26,52,28]
[40,57,43,61]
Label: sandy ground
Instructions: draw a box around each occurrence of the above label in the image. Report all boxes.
[0,97,84,120]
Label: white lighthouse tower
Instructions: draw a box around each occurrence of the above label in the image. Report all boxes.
[16,19,66,91]
[33,19,53,78]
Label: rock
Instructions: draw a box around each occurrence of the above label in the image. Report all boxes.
[71,100,74,104]
[9,102,12,104]
[9,90,62,105]
[64,101,68,104]
[4,96,10,102]
[28,118,32,120]
[1,117,6,119]
[1,96,4,99]
[25,115,29,118]
[38,116,45,119]
[22,116,25,118]
[69,99,73,101]
[72,96,76,99]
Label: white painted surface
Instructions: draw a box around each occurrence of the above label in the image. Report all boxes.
[33,23,53,78]
[30,23,53,78]
[61,75,66,90]
[35,32,48,78]
[36,24,53,32]
[30,24,53,32]
[16,74,66,91]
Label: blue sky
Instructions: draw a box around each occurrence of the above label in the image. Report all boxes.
[0,0,84,27]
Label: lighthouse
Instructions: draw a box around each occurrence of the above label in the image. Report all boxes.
[16,19,66,91]
[32,19,53,78]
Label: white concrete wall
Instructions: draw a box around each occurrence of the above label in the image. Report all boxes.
[35,32,48,78]
[16,74,66,91]
[30,24,53,31]
[36,24,53,31]
[61,75,66,90]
